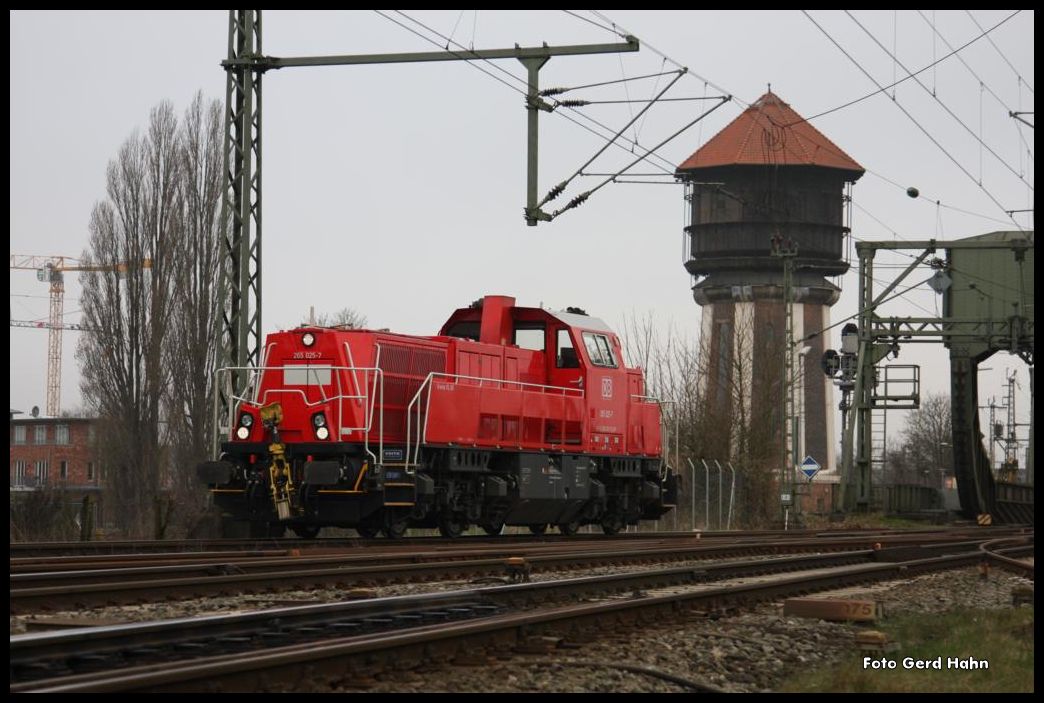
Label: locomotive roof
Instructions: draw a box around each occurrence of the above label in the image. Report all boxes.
[547,309,612,333]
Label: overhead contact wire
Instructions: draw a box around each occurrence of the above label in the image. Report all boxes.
[845,10,1031,188]
[964,10,1033,93]
[584,12,1021,235]
[541,69,687,208]
[551,97,730,219]
[386,10,681,175]
[802,10,1025,231]
[795,10,1022,126]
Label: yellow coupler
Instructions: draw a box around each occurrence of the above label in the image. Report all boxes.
[268,443,294,520]
[260,403,295,520]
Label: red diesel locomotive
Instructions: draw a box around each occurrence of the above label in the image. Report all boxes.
[199,295,676,538]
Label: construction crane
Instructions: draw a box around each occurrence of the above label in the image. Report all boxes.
[10,320,94,331]
[10,255,151,416]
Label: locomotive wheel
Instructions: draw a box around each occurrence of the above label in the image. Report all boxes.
[480,519,505,536]
[291,525,321,539]
[382,516,409,539]
[527,524,549,535]
[600,517,623,536]
[558,519,581,536]
[439,516,467,538]
[355,523,381,539]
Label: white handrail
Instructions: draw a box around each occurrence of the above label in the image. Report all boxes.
[366,344,384,467]
[405,373,433,468]
[343,342,365,407]
[213,365,384,466]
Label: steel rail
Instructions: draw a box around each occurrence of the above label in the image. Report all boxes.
[10,550,877,682]
[11,533,1011,613]
[10,525,1032,557]
[979,536,1035,580]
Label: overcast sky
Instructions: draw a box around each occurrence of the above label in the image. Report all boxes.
[9,10,1034,464]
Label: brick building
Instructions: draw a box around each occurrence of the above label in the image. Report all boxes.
[9,412,104,511]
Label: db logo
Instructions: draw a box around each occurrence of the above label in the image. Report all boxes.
[601,377,613,399]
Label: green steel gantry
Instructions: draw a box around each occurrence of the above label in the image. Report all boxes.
[839,234,1034,521]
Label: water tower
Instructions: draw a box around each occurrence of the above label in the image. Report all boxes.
[676,91,864,492]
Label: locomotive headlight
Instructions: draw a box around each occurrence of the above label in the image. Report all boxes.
[236,426,250,440]
[313,413,329,440]
[302,332,316,347]
[239,413,253,428]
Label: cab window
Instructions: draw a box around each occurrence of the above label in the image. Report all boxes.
[513,322,546,351]
[556,329,579,368]
[445,320,480,340]
[582,332,617,368]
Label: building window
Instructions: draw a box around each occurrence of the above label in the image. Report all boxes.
[14,425,26,444]
[36,460,48,483]
[87,462,95,481]
[13,460,27,486]
[34,425,47,444]
[60,461,68,480]
[55,424,70,445]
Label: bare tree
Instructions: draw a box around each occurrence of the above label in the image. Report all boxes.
[621,312,703,457]
[162,93,225,536]
[308,307,368,329]
[620,311,783,528]
[885,446,918,485]
[78,101,185,537]
[898,393,952,487]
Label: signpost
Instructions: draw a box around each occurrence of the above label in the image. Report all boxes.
[800,455,821,482]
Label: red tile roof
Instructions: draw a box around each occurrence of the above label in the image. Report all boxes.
[677,92,864,177]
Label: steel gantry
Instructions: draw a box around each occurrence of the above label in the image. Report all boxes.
[838,233,1034,522]
[215,10,639,440]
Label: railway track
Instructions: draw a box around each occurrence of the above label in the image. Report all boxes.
[10,525,1024,558]
[11,532,1023,613]
[12,541,1032,693]
[979,536,1036,580]
[10,550,876,685]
